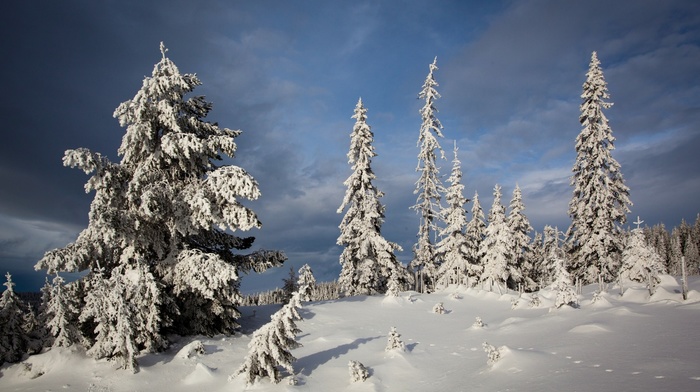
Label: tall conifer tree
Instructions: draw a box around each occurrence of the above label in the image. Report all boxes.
[410,57,446,292]
[567,51,631,286]
[337,99,411,295]
[35,44,285,368]
[507,185,533,290]
[436,143,472,287]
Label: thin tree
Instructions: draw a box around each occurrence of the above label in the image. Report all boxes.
[464,191,486,286]
[567,51,632,288]
[410,57,446,293]
[35,44,285,367]
[436,142,472,288]
[337,98,411,295]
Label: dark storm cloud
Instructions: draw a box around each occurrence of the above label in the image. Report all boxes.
[1,0,699,292]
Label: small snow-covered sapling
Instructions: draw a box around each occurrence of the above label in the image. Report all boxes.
[385,326,405,352]
[473,316,486,328]
[433,302,445,314]
[348,360,369,382]
[482,342,501,365]
[528,292,541,308]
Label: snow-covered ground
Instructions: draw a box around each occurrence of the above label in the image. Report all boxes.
[3,275,700,391]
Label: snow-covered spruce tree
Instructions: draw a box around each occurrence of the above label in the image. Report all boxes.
[538,226,561,288]
[550,251,578,308]
[410,57,446,293]
[619,217,665,294]
[235,292,302,385]
[506,185,533,291]
[282,267,298,303]
[44,274,81,348]
[567,51,631,287]
[35,44,285,365]
[297,264,316,301]
[479,185,516,293]
[0,273,30,364]
[435,143,473,288]
[337,98,411,296]
[464,191,486,286]
[528,231,544,290]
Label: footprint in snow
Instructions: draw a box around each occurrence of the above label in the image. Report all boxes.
[605,369,613,373]
[632,371,641,375]
[655,376,665,379]
[573,360,582,364]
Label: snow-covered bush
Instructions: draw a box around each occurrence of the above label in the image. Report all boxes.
[348,360,369,382]
[482,342,501,365]
[433,302,446,314]
[235,292,303,384]
[176,340,205,359]
[528,292,541,308]
[385,327,405,352]
[472,316,486,328]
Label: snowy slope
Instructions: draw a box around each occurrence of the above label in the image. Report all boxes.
[2,275,700,391]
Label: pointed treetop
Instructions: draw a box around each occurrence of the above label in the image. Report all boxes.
[634,216,644,230]
[160,41,168,59]
[3,272,14,293]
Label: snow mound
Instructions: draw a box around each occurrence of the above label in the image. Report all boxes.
[183,362,216,384]
[489,346,552,374]
[176,340,205,359]
[568,323,610,333]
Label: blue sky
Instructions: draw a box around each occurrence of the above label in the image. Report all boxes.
[1,0,699,293]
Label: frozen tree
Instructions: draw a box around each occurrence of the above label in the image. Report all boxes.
[567,51,632,287]
[297,264,316,301]
[464,191,486,285]
[527,231,544,290]
[337,98,411,295]
[0,273,30,364]
[348,360,370,382]
[235,292,302,384]
[385,326,405,352]
[472,316,486,328]
[479,185,516,293]
[281,267,298,303]
[550,252,578,309]
[436,143,473,288]
[619,217,665,294]
[507,185,533,290]
[410,57,446,293]
[44,274,81,348]
[537,226,563,288]
[433,302,446,314]
[34,44,285,365]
